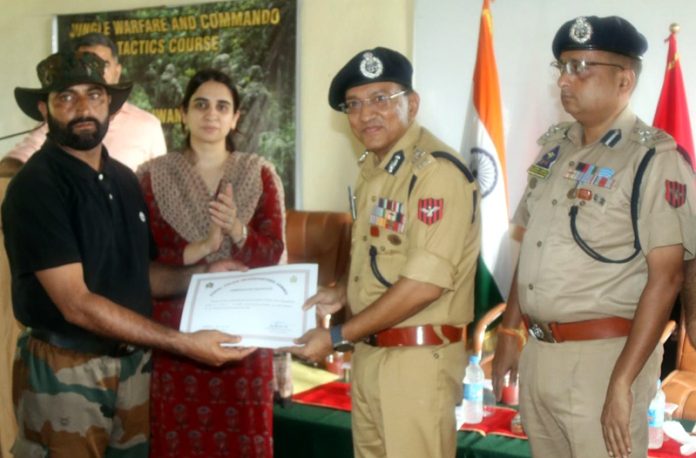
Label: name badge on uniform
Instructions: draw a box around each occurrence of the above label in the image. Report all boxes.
[528,146,560,179]
[370,198,406,233]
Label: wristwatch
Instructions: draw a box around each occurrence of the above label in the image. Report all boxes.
[329,324,353,352]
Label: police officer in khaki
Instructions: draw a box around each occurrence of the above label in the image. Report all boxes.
[492,16,696,458]
[283,47,480,457]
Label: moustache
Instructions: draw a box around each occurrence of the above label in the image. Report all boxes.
[68,117,101,130]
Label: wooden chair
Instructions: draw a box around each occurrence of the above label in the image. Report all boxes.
[662,317,696,420]
[285,210,352,288]
[0,177,21,458]
[661,320,677,345]
[277,210,353,393]
[470,303,507,378]
[285,210,352,328]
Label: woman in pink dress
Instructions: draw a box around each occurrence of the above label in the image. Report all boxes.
[138,68,285,457]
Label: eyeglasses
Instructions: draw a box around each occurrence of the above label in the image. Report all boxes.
[338,90,408,115]
[551,59,625,77]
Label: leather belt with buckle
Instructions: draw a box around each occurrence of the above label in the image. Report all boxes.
[364,324,464,347]
[30,328,140,357]
[523,315,632,343]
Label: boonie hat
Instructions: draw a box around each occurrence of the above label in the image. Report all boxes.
[552,16,648,60]
[328,47,413,111]
[14,50,133,121]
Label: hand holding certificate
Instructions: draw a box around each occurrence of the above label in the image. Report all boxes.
[179,264,318,349]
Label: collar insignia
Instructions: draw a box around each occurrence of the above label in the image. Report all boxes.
[358,150,369,164]
[385,151,404,175]
[601,129,622,147]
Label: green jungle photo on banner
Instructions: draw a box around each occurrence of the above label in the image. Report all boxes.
[56,0,297,207]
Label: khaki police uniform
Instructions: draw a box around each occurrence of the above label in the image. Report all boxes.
[347,122,480,458]
[513,107,696,457]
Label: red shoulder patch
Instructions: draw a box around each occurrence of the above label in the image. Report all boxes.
[665,180,687,208]
[417,198,444,225]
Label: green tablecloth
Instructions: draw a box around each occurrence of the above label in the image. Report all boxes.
[274,402,531,458]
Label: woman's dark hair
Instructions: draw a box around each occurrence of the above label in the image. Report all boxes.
[181,68,241,152]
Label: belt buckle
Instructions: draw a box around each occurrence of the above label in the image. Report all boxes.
[363,335,378,346]
[528,321,556,343]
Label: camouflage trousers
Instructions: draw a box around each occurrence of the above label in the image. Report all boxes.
[11,331,151,458]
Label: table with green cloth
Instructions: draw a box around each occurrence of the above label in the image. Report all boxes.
[273,402,530,458]
[274,396,696,458]
[275,363,691,458]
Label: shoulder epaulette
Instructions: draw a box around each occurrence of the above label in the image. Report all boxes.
[431,151,474,183]
[412,148,435,171]
[537,122,572,145]
[407,149,475,197]
[412,149,475,182]
[629,123,676,154]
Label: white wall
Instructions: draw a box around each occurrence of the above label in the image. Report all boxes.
[414,0,696,216]
[298,0,412,210]
[0,0,413,211]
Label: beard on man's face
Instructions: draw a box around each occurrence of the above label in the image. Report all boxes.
[46,112,110,151]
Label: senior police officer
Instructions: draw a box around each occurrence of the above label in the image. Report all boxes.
[492,16,696,458]
[283,47,480,457]
[2,50,255,456]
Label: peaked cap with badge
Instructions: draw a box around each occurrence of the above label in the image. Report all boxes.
[328,46,413,111]
[552,15,648,60]
[14,50,133,122]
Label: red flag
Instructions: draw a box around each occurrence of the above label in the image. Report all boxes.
[653,30,695,169]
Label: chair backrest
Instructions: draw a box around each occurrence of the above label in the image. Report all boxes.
[676,317,696,372]
[657,314,694,419]
[0,177,21,457]
[471,302,507,355]
[470,303,507,379]
[285,210,352,287]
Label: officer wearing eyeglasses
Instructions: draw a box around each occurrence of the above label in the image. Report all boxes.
[492,16,696,458]
[283,47,480,458]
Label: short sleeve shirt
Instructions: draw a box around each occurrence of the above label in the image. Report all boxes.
[513,108,696,322]
[346,123,481,326]
[1,139,155,343]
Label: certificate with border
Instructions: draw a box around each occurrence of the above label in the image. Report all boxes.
[179,264,318,349]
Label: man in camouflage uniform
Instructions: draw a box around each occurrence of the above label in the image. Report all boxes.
[285,47,480,458]
[3,50,254,457]
[492,16,696,458]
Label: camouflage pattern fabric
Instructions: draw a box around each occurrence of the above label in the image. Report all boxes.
[12,331,151,458]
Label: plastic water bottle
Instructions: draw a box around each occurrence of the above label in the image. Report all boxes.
[462,355,484,423]
[648,379,665,449]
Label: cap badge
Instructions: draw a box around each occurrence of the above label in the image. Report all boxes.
[569,17,593,44]
[360,52,384,79]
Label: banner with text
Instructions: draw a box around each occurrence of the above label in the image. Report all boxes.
[57,0,297,206]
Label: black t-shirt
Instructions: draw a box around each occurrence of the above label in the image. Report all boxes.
[1,139,155,344]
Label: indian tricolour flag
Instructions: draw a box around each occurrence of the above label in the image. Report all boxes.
[460,0,512,320]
